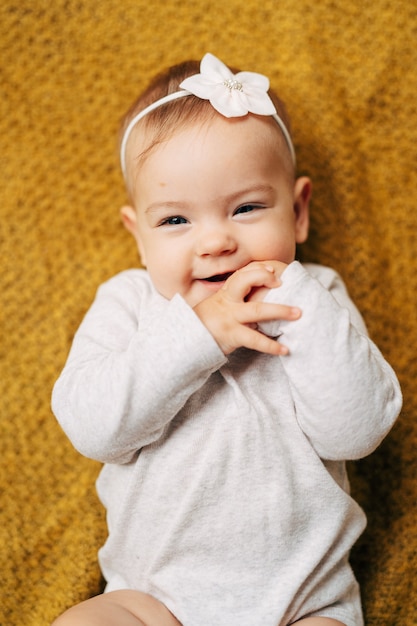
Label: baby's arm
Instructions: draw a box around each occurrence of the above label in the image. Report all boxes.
[193,261,301,355]
[52,272,227,464]
[254,261,402,460]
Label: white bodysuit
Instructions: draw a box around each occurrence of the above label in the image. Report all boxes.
[52,261,402,626]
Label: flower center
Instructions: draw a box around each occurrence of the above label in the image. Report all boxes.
[223,78,243,91]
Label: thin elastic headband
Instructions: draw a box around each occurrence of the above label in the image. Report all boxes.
[120,53,296,178]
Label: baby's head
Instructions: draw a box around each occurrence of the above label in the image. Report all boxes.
[119,54,311,306]
[120,55,296,198]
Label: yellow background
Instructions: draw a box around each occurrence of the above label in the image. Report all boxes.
[1,1,416,623]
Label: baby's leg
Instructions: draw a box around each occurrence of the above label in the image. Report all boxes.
[294,618,346,626]
[52,590,182,626]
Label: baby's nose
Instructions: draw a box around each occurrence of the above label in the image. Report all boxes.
[197,227,237,256]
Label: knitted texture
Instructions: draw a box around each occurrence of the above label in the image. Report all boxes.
[0,1,415,624]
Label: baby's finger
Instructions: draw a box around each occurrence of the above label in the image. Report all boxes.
[238,260,287,275]
[237,301,301,325]
[233,324,289,356]
[223,266,280,301]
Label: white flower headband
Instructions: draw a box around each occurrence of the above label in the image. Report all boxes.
[120,53,296,177]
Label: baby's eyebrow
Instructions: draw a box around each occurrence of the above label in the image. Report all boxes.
[143,184,276,215]
[230,184,275,200]
[215,184,276,207]
[144,201,189,214]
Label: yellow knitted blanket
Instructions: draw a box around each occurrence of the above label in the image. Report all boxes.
[1,1,416,624]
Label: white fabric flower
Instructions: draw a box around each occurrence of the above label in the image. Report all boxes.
[120,53,296,178]
[180,53,277,118]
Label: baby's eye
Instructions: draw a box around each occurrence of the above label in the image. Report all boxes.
[160,215,188,226]
[234,204,262,215]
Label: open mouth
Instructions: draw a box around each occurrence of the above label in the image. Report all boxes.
[203,272,233,283]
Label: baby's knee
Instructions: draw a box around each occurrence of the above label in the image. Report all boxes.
[51,590,181,626]
[51,592,144,626]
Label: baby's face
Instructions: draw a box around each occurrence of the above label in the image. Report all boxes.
[124,114,309,307]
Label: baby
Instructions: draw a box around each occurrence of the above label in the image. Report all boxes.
[52,53,402,626]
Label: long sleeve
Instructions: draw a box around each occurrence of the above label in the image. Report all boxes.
[60,264,401,622]
[260,262,402,460]
[52,270,227,464]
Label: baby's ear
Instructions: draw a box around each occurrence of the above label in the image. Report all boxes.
[120,206,147,265]
[293,176,311,244]
[120,205,138,236]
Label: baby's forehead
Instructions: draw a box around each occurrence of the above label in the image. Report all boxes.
[128,113,289,166]
[126,115,294,203]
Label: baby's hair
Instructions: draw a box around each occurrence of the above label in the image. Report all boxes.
[120,59,294,191]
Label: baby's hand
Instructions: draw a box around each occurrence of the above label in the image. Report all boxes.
[243,260,289,303]
[193,261,300,356]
